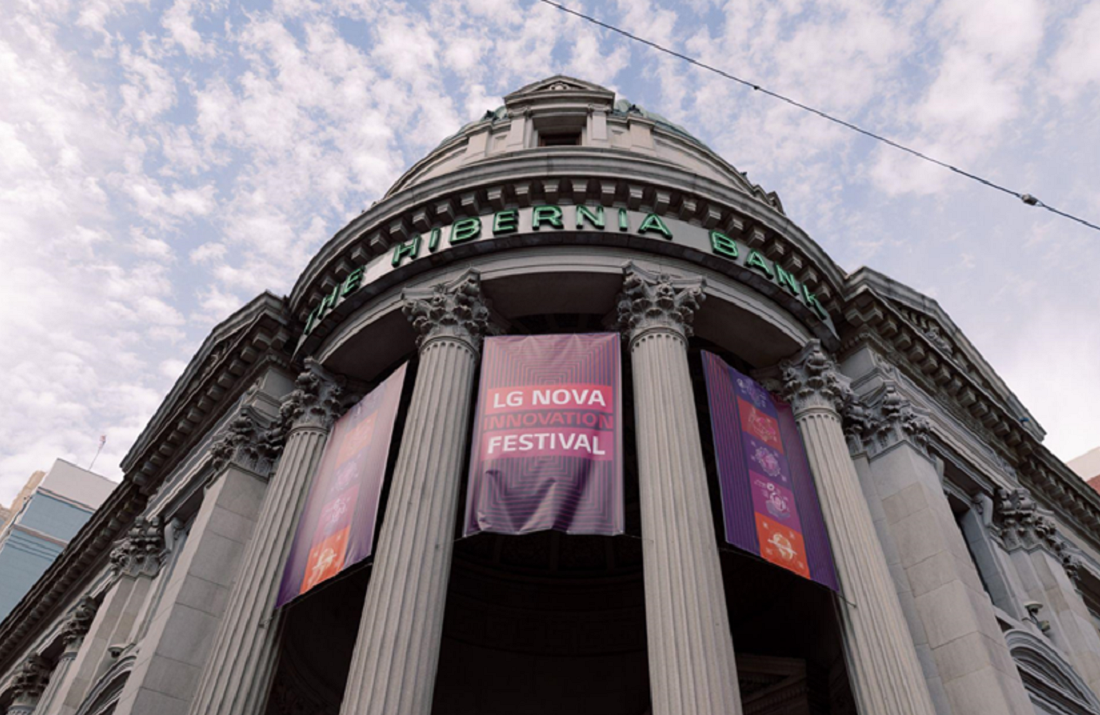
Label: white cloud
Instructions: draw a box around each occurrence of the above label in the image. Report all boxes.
[163,0,216,58]
[2,0,1098,509]
[119,44,178,123]
[1049,2,1100,101]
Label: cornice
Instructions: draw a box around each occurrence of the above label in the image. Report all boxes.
[287,152,849,322]
[841,324,1100,553]
[1020,451,1100,547]
[839,287,1033,461]
[846,267,1040,436]
[0,292,295,675]
[121,292,293,486]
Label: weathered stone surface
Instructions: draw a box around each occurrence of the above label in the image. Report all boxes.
[339,272,490,715]
[617,264,743,715]
[781,342,937,715]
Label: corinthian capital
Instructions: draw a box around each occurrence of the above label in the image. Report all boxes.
[871,386,933,454]
[280,358,344,432]
[993,487,1061,552]
[779,340,848,415]
[210,405,284,478]
[60,596,98,650]
[10,654,50,705]
[402,269,492,352]
[615,262,705,344]
[110,516,166,579]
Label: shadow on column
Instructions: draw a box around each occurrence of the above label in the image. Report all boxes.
[260,324,858,715]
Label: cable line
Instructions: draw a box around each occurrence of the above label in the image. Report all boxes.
[537,0,1100,234]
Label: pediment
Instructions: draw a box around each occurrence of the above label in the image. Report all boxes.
[504,75,615,106]
[845,266,1041,436]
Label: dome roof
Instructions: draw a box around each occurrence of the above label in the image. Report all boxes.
[432,75,710,156]
[388,75,781,213]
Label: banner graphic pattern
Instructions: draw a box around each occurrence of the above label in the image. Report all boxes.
[465,334,623,536]
[702,351,838,590]
[276,363,407,607]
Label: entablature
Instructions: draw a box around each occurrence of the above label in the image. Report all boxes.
[288,155,847,355]
[838,281,1100,555]
[0,293,294,674]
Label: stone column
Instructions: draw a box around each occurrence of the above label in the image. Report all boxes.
[855,386,1031,715]
[4,656,50,715]
[32,598,97,715]
[187,361,342,715]
[339,270,490,715]
[615,264,743,715]
[994,488,1100,696]
[1050,556,1100,695]
[48,519,166,715]
[778,341,936,715]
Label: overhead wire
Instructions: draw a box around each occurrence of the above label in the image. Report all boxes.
[536,0,1100,234]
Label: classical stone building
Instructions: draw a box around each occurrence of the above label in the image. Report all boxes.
[2,75,1099,715]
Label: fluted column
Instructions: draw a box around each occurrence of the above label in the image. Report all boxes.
[4,656,49,715]
[339,270,490,715]
[188,360,342,715]
[616,264,743,715]
[32,598,97,715]
[779,341,936,715]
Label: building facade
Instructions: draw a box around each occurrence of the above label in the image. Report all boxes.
[2,75,1100,715]
[0,461,114,622]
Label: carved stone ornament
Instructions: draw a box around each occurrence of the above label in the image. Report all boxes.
[778,340,849,415]
[59,596,98,649]
[209,405,284,478]
[614,262,705,343]
[280,357,345,432]
[840,393,875,454]
[402,269,492,352]
[10,654,50,703]
[854,385,934,457]
[1061,552,1087,587]
[923,324,954,355]
[109,516,166,579]
[993,487,1061,553]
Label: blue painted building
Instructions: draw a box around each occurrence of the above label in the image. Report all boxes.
[0,460,115,621]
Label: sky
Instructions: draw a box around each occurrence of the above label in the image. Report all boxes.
[1,0,1099,505]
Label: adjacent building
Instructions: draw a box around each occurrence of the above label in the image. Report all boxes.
[2,76,1100,715]
[0,462,115,622]
[1071,449,1100,494]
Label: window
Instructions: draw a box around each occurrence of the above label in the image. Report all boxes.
[538,130,582,147]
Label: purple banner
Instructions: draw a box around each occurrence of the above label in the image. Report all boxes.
[702,351,838,590]
[464,334,623,536]
[276,363,407,607]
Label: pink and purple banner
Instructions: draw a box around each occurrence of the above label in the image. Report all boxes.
[276,363,407,607]
[702,351,838,590]
[464,334,623,536]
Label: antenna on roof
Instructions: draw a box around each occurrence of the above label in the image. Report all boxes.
[88,435,106,472]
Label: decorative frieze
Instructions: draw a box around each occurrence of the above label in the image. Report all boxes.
[402,269,492,352]
[280,358,345,432]
[109,516,166,579]
[615,262,704,344]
